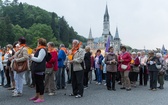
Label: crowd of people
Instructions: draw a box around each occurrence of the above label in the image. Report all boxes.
[0,36,168,103]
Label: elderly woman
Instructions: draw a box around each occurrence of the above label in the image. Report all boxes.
[118,46,132,91]
[68,39,85,98]
[12,37,29,97]
[105,46,118,91]
[139,51,148,86]
[156,53,164,89]
[29,38,47,103]
[83,46,91,89]
[147,51,160,91]
[45,42,58,95]
[130,52,140,87]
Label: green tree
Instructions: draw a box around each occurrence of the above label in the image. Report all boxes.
[3,0,10,6]
[0,17,8,46]
[28,23,56,47]
[11,0,19,5]
[51,12,58,39]
[12,24,28,42]
[0,2,87,48]
[58,16,69,44]
[4,16,14,44]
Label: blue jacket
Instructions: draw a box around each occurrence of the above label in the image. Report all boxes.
[98,54,104,65]
[58,50,66,68]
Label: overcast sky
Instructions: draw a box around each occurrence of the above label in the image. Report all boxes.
[18,0,168,50]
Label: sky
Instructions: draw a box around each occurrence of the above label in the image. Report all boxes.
[18,0,168,50]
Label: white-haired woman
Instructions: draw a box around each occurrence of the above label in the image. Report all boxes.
[139,51,148,86]
[156,53,165,89]
[68,39,85,98]
[130,52,140,87]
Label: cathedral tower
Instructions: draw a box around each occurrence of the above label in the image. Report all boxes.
[114,27,121,52]
[102,5,112,45]
[87,28,94,49]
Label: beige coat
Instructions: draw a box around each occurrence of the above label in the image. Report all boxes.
[72,48,85,71]
[105,53,118,72]
[13,47,29,70]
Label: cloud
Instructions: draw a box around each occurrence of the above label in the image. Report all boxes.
[19,0,168,49]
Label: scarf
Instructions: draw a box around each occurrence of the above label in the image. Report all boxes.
[60,47,68,54]
[19,44,26,48]
[71,42,82,55]
[131,56,138,64]
[68,42,82,60]
[49,48,57,53]
[36,45,46,52]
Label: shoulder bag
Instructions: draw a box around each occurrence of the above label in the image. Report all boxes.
[13,47,28,73]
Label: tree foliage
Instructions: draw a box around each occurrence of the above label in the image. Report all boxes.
[0,0,86,48]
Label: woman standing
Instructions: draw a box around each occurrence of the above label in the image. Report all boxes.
[156,53,164,89]
[12,37,29,97]
[105,47,118,91]
[45,42,58,95]
[83,46,91,89]
[29,38,47,103]
[130,52,140,87]
[102,53,107,86]
[118,46,132,91]
[95,50,103,85]
[147,51,160,91]
[68,39,85,98]
[139,51,148,86]
[3,45,13,88]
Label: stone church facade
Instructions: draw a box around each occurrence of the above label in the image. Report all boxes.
[87,5,121,53]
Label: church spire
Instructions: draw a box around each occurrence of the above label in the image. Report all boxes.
[88,28,93,39]
[104,4,109,21]
[114,27,120,40]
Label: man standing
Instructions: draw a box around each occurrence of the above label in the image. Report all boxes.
[57,44,67,89]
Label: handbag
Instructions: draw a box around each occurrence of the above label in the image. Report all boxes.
[156,64,162,69]
[13,60,28,73]
[133,66,140,72]
[159,69,165,75]
[13,47,28,73]
[45,68,53,74]
[121,64,128,70]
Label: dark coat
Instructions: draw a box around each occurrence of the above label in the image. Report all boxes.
[147,56,160,72]
[84,52,91,72]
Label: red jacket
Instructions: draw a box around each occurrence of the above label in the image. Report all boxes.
[46,50,58,71]
[133,57,140,66]
[118,52,131,71]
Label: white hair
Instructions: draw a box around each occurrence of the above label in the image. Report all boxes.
[72,39,79,44]
[156,53,162,57]
[132,52,136,55]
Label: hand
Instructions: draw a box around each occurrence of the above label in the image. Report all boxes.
[69,60,73,64]
[29,54,32,58]
[120,59,124,62]
[8,57,13,61]
[111,59,115,63]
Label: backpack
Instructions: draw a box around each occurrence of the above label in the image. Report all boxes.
[46,52,52,62]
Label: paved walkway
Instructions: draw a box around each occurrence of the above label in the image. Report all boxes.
[0,81,168,105]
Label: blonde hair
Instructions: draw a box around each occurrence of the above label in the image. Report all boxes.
[85,46,90,52]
